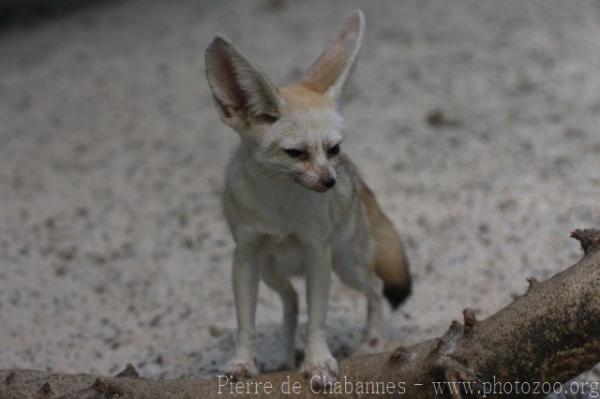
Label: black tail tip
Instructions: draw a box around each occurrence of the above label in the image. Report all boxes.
[383,280,412,310]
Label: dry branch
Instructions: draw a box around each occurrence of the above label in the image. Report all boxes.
[1,229,600,398]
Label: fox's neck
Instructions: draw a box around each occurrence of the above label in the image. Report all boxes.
[230,143,335,239]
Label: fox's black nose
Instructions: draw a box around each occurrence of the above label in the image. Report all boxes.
[322,176,336,189]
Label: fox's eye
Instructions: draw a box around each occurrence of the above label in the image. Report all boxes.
[327,144,340,157]
[283,148,305,159]
[256,113,279,124]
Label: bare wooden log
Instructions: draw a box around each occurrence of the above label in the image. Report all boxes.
[1,229,599,398]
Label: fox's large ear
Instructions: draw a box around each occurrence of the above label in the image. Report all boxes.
[205,35,283,131]
[300,9,365,104]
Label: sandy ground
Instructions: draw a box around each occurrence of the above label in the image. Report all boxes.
[1,0,600,394]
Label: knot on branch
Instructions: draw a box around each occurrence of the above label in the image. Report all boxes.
[4,371,16,385]
[93,378,108,393]
[37,382,54,398]
[526,277,539,292]
[430,320,463,358]
[462,308,477,335]
[389,346,410,364]
[92,378,124,397]
[115,363,140,378]
[571,229,600,256]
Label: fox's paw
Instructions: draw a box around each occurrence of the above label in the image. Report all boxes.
[356,336,384,355]
[300,356,338,391]
[221,358,258,380]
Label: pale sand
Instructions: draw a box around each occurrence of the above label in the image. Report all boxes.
[0,1,599,395]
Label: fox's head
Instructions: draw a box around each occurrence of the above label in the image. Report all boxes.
[205,10,365,193]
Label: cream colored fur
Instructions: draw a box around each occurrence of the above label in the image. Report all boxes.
[205,9,407,387]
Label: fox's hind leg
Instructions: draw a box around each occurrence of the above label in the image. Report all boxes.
[261,256,299,370]
[358,276,385,354]
[333,249,385,354]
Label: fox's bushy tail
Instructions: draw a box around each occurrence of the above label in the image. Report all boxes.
[359,184,411,309]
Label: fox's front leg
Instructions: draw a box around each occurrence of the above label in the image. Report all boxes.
[222,242,260,379]
[300,243,338,387]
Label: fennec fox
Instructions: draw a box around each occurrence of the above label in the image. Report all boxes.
[205,9,410,385]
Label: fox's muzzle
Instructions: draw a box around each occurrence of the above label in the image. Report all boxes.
[321,176,336,189]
